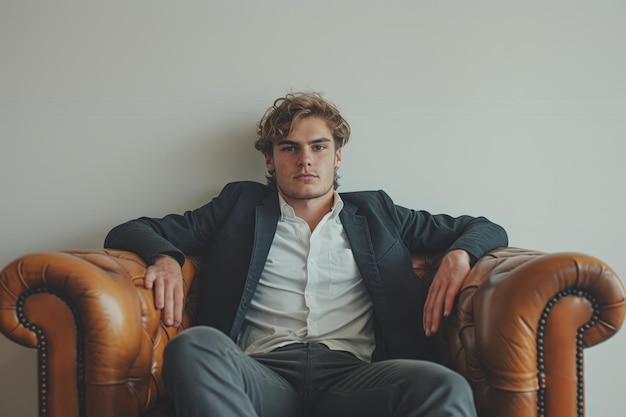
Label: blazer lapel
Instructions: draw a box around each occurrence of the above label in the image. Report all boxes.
[229,192,280,338]
[249,194,280,281]
[339,202,387,311]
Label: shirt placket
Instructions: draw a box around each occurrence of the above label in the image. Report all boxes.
[305,221,325,338]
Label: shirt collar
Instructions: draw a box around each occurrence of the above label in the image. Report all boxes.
[278,192,344,222]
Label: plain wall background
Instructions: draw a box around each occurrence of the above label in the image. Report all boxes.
[1,1,624,416]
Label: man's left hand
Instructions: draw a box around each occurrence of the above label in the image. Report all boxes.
[423,249,471,337]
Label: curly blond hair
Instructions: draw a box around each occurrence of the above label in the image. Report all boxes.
[255,92,350,188]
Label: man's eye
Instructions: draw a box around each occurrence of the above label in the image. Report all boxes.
[313,145,327,151]
[281,146,296,152]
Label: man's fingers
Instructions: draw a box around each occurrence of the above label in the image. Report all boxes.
[422,287,434,333]
[429,289,445,335]
[424,250,471,336]
[172,284,184,327]
[443,281,462,318]
[162,276,185,326]
[143,256,184,327]
[144,268,156,289]
[424,283,445,336]
[423,298,432,335]
[162,282,174,326]
[153,276,165,310]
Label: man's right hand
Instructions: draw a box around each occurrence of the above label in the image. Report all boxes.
[145,254,184,327]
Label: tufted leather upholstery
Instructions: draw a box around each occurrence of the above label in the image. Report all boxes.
[0,247,624,417]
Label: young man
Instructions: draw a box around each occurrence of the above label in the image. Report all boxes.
[105,92,508,417]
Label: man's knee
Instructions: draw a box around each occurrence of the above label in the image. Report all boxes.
[163,326,235,374]
[437,367,473,398]
[414,362,472,398]
[417,364,475,416]
[392,361,475,416]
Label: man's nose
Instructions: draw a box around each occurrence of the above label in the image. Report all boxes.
[298,149,312,166]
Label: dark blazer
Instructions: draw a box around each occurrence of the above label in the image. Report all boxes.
[105,181,508,361]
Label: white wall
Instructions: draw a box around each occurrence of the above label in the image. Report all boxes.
[1,1,624,416]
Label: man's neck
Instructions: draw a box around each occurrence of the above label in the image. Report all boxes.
[280,192,335,232]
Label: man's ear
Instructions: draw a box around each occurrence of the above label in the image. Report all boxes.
[335,148,342,168]
[265,153,274,172]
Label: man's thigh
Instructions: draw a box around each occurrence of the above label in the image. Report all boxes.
[308,358,476,417]
[164,326,300,417]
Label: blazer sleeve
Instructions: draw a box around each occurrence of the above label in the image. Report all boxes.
[103,182,247,266]
[391,195,508,263]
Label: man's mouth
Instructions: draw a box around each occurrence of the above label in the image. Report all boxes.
[295,173,318,180]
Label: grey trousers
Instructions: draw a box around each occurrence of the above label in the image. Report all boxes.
[162,326,477,417]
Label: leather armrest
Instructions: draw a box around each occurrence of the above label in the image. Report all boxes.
[0,249,199,417]
[444,248,626,417]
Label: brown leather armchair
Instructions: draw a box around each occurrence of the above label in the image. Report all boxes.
[0,247,624,417]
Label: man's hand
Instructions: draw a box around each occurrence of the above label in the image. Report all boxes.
[145,254,184,327]
[423,249,471,337]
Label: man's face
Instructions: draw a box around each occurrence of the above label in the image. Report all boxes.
[265,116,342,205]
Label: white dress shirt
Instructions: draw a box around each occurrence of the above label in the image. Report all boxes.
[237,192,376,362]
